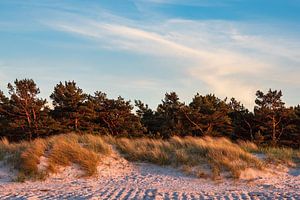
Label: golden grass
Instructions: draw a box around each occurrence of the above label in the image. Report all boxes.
[0,137,10,160]
[2,133,298,182]
[0,138,30,167]
[0,138,45,181]
[19,139,47,177]
[0,133,112,181]
[46,133,112,176]
[237,140,259,153]
[78,134,112,155]
[47,138,99,176]
[259,147,300,166]
[112,136,264,179]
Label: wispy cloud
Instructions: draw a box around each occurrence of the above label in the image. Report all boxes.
[48,16,298,106]
[41,10,300,108]
[1,0,300,109]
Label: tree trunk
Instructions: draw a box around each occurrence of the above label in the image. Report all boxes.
[25,110,33,141]
[32,108,38,130]
[102,117,115,135]
[206,123,213,135]
[272,116,276,146]
[182,111,204,135]
[243,119,253,141]
[75,117,78,131]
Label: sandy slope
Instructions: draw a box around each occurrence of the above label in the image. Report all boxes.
[0,153,299,200]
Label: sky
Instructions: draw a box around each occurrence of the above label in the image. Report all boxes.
[0,0,300,109]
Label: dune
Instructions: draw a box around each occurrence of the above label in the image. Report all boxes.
[0,150,299,199]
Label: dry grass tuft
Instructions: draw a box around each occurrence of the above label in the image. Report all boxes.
[0,137,9,147]
[112,136,264,179]
[3,133,298,182]
[1,140,30,168]
[259,147,300,166]
[0,137,10,160]
[78,134,112,155]
[115,138,172,165]
[0,133,114,181]
[0,138,46,181]
[237,140,259,153]
[48,138,99,176]
[19,139,47,178]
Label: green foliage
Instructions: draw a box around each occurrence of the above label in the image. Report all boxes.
[156,92,185,137]
[0,79,299,148]
[0,79,56,140]
[87,91,145,136]
[135,100,157,136]
[49,81,144,136]
[280,105,300,147]
[184,93,232,137]
[228,98,255,141]
[50,81,87,131]
[137,93,233,138]
[254,89,294,146]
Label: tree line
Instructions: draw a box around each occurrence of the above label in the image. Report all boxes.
[0,79,299,147]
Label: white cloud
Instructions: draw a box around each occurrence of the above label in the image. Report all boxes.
[44,13,300,108]
[230,33,300,63]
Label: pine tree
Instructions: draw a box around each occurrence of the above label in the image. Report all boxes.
[183,94,232,137]
[254,89,292,145]
[0,79,49,140]
[50,81,87,131]
[156,92,185,138]
[228,98,255,140]
[279,105,300,147]
[87,92,145,136]
[135,100,159,136]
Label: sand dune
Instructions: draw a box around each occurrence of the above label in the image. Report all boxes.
[0,153,299,199]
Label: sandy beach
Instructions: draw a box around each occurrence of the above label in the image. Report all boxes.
[1,153,299,200]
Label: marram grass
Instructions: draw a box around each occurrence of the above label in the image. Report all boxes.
[1,133,298,182]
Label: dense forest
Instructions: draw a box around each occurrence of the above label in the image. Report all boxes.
[0,79,299,147]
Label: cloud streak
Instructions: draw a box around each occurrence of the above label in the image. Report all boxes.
[43,10,300,108]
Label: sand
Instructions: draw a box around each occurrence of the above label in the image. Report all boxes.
[0,153,299,199]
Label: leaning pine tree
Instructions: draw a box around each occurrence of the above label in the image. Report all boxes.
[0,79,50,140]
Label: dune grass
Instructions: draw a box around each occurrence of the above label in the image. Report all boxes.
[0,133,112,181]
[237,139,300,166]
[112,136,264,179]
[0,137,42,181]
[2,133,298,182]
[48,138,99,176]
[17,139,47,181]
[237,140,259,153]
[259,147,300,166]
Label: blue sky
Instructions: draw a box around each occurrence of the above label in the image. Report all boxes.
[1,0,300,109]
